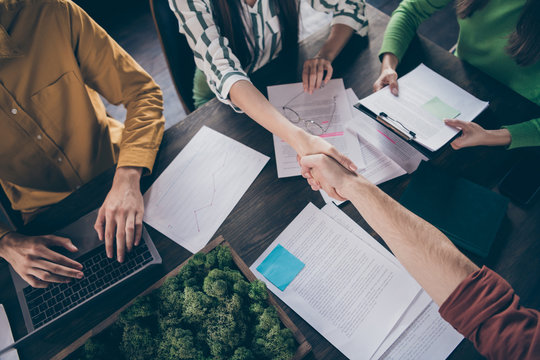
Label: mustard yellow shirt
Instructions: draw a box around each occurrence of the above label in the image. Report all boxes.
[0,0,165,238]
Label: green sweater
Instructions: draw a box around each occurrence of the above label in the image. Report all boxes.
[380,0,540,149]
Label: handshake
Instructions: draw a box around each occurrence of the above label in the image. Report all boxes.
[299,154,367,202]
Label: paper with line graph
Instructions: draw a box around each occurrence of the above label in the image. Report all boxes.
[143,126,269,253]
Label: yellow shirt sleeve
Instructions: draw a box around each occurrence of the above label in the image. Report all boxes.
[66,1,165,174]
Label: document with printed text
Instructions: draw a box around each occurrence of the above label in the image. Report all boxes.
[321,204,463,359]
[251,203,421,359]
[268,79,365,178]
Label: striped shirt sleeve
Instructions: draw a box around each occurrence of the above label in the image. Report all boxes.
[309,0,368,36]
[169,0,251,111]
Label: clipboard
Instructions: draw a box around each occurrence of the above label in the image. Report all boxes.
[353,103,451,160]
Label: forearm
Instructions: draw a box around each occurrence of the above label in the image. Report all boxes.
[380,52,399,71]
[229,80,306,151]
[316,24,354,62]
[482,128,512,146]
[342,178,479,305]
[113,167,143,188]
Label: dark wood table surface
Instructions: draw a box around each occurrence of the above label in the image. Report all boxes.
[1,5,539,360]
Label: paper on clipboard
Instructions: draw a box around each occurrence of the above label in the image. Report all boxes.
[359,64,489,152]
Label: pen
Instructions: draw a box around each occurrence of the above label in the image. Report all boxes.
[377,112,416,141]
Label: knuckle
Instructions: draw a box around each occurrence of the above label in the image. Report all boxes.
[41,272,52,281]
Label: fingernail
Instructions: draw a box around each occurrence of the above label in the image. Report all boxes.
[391,88,398,96]
[77,272,84,279]
[349,164,357,171]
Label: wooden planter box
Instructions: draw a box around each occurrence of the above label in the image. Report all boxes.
[59,236,311,360]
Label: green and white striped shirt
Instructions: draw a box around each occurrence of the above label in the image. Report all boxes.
[170,0,368,110]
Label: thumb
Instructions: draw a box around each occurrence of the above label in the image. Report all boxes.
[328,147,357,172]
[299,154,320,169]
[44,235,78,252]
[444,119,467,130]
[389,80,399,96]
[94,208,105,241]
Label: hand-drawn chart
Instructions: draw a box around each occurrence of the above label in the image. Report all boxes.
[143,126,269,253]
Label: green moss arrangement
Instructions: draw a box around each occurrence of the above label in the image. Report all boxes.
[69,246,297,360]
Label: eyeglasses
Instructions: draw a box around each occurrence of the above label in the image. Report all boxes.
[281,91,337,136]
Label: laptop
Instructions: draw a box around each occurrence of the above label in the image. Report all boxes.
[9,209,161,333]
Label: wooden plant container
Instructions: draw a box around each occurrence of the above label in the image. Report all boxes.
[58,236,311,360]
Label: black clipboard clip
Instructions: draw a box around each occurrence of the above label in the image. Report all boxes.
[376,112,416,141]
[354,103,416,141]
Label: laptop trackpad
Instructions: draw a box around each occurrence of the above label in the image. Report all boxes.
[53,209,102,258]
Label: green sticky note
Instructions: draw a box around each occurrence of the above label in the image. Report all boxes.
[421,97,460,120]
[257,245,305,291]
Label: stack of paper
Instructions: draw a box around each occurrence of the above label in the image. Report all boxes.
[320,89,428,205]
[251,203,463,360]
[268,79,366,178]
[268,80,428,205]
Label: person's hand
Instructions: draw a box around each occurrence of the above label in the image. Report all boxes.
[303,56,333,94]
[300,154,362,201]
[0,233,83,288]
[445,119,512,149]
[295,131,357,181]
[373,53,399,95]
[94,167,144,263]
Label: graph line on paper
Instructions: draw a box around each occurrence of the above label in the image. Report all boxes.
[193,152,228,232]
[143,126,269,253]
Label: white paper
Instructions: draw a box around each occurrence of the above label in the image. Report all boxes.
[0,305,19,360]
[321,204,400,266]
[319,91,409,206]
[319,204,463,360]
[143,126,269,253]
[360,64,489,151]
[251,203,421,360]
[371,291,432,359]
[378,302,464,360]
[346,89,428,173]
[269,79,365,178]
[356,135,407,185]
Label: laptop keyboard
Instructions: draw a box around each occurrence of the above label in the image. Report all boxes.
[22,242,153,330]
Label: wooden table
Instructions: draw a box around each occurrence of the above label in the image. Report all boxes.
[1,5,539,360]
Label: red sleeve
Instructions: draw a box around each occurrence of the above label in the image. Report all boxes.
[439,266,540,359]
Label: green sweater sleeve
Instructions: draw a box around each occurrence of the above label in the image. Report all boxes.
[379,0,452,62]
[503,118,540,149]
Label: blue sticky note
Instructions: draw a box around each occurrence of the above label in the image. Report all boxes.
[257,245,305,291]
